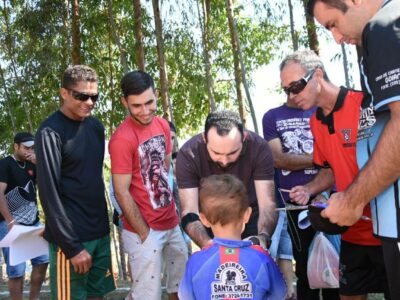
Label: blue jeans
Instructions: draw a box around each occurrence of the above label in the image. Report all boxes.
[270,211,293,260]
[0,220,49,278]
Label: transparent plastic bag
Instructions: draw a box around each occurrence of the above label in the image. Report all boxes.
[307,232,340,289]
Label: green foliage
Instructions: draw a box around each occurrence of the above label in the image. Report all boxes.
[0,0,291,154]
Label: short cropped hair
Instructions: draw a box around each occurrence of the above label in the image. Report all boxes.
[62,65,98,89]
[199,174,249,226]
[280,49,330,81]
[121,70,155,98]
[306,0,348,17]
[204,110,244,142]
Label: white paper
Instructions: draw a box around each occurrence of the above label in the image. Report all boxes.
[0,224,48,266]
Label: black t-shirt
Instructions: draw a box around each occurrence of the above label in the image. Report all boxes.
[0,156,38,224]
[35,110,109,258]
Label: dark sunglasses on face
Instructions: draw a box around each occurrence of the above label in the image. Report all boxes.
[68,88,99,102]
[283,68,316,96]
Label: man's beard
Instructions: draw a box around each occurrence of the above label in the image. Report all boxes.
[215,161,236,171]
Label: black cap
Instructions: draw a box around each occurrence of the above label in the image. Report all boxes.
[308,205,348,235]
[14,132,34,147]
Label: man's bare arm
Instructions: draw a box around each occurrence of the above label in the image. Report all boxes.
[0,182,15,229]
[254,180,277,236]
[290,168,335,205]
[113,173,149,242]
[179,187,212,248]
[324,101,400,225]
[268,138,314,171]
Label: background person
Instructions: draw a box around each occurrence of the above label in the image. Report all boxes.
[35,65,115,300]
[109,70,187,300]
[0,132,48,300]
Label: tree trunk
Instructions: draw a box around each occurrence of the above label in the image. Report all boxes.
[226,0,258,132]
[341,44,351,88]
[108,0,129,73]
[107,20,117,138]
[302,0,319,55]
[198,0,216,112]
[225,0,246,125]
[288,0,298,50]
[62,0,71,67]
[71,0,82,64]
[152,0,173,122]
[133,0,145,71]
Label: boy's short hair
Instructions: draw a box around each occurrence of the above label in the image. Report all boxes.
[199,174,249,226]
[62,65,98,89]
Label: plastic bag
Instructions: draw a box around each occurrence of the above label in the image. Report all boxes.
[307,232,340,289]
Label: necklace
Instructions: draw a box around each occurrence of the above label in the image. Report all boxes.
[12,155,26,169]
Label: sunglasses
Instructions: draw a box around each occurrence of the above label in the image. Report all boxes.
[283,69,316,96]
[68,89,99,102]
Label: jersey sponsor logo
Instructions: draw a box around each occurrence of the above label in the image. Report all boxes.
[139,135,172,209]
[358,103,376,141]
[211,262,253,299]
[374,67,400,91]
[341,129,351,142]
[341,129,356,148]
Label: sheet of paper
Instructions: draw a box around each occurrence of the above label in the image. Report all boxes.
[0,225,48,266]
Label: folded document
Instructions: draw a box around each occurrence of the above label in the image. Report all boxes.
[0,224,48,266]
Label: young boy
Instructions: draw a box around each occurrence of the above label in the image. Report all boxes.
[178,174,287,300]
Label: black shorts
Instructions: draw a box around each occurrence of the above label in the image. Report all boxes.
[339,240,389,296]
[381,238,400,299]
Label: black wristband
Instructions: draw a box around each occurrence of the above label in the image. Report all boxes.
[181,213,200,230]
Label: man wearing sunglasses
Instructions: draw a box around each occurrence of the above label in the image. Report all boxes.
[264,51,340,300]
[35,65,115,299]
[285,50,389,299]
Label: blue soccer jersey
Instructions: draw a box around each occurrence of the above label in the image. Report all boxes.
[357,0,400,239]
[178,238,287,300]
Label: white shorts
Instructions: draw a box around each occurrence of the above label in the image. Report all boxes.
[122,225,188,299]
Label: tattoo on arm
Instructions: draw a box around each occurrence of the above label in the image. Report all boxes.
[185,220,211,248]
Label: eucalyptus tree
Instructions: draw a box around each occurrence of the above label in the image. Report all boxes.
[152,0,173,121]
[197,0,216,112]
[288,0,298,50]
[225,0,246,125]
[71,0,82,63]
[301,0,319,54]
[133,0,145,71]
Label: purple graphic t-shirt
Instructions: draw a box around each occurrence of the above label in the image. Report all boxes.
[262,104,318,202]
